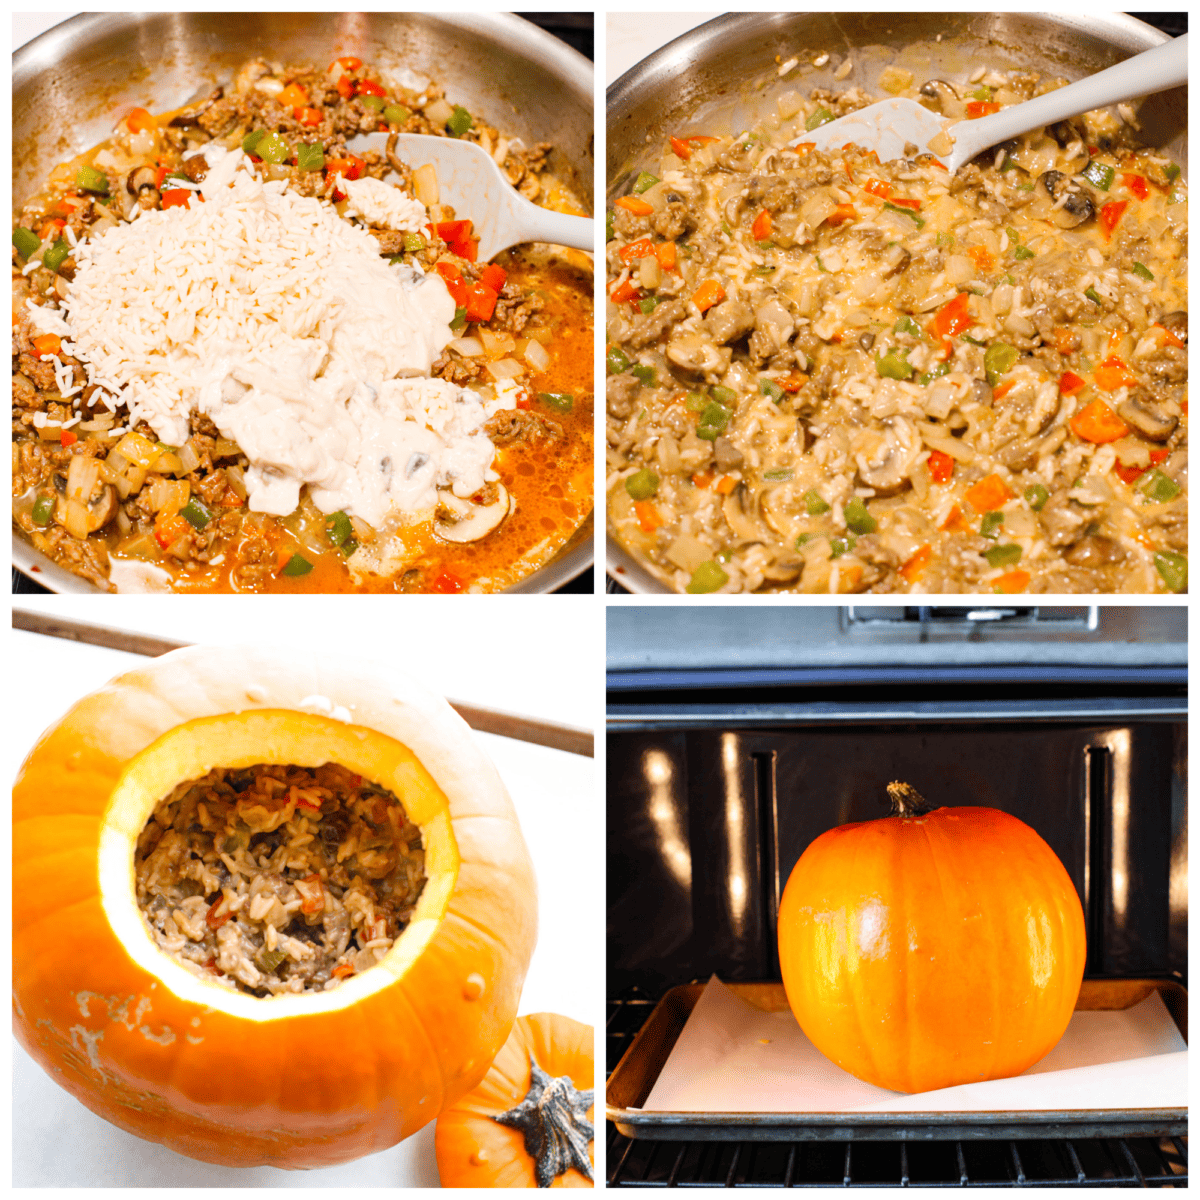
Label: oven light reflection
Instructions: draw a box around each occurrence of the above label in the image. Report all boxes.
[1104,729,1132,924]
[722,734,749,930]
[643,749,691,890]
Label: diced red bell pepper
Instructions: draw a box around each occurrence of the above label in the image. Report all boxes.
[610,279,642,305]
[751,209,772,240]
[480,262,507,292]
[296,106,323,127]
[655,242,677,270]
[206,897,234,928]
[464,283,499,323]
[931,292,972,338]
[435,261,469,307]
[336,75,355,100]
[326,154,365,181]
[1121,173,1148,201]
[1092,356,1138,392]
[334,56,362,71]
[966,101,1001,118]
[161,189,192,209]
[1058,371,1086,396]
[59,429,78,448]
[926,450,955,484]
[862,178,893,199]
[431,570,465,594]
[356,78,386,98]
[619,237,656,264]
[1098,201,1128,239]
[887,196,922,210]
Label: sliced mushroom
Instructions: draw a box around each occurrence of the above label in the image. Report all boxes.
[722,485,766,543]
[851,416,922,492]
[181,154,209,183]
[666,331,731,376]
[713,436,744,471]
[1158,310,1187,344]
[918,79,959,112]
[434,485,510,543]
[169,86,224,126]
[704,299,755,346]
[760,557,804,583]
[59,484,118,535]
[1045,118,1085,149]
[1063,535,1125,568]
[1036,170,1094,228]
[127,165,159,195]
[1117,394,1178,442]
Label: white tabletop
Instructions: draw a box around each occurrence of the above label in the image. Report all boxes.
[606,12,716,85]
[11,598,599,1185]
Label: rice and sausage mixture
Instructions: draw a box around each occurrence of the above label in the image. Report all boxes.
[607,64,1187,594]
[135,763,426,996]
[14,54,593,594]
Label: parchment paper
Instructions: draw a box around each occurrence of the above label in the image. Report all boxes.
[642,977,1187,1113]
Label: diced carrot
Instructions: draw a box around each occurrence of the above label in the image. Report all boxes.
[692,279,726,313]
[1098,200,1128,239]
[669,134,720,159]
[52,194,86,216]
[964,474,1014,513]
[154,511,191,549]
[615,196,654,216]
[992,381,1014,402]
[833,562,864,592]
[1092,356,1138,392]
[125,106,155,134]
[39,218,66,240]
[1070,398,1129,443]
[966,101,1001,118]
[609,279,642,305]
[297,874,325,914]
[1058,371,1086,396]
[1153,323,1185,350]
[32,334,61,359]
[926,450,955,484]
[967,244,995,273]
[691,471,714,489]
[1121,173,1148,201]
[779,370,808,393]
[619,237,655,264]
[751,209,772,240]
[930,292,972,338]
[824,203,857,227]
[161,189,191,210]
[714,475,738,495]
[1054,328,1076,354]
[634,500,662,533]
[993,569,1031,594]
[888,196,922,211]
[297,106,323,127]
[480,263,507,292]
[655,242,677,271]
[355,79,386,98]
[277,83,308,109]
[941,505,972,533]
[59,429,78,448]
[862,178,893,199]
[899,543,932,582]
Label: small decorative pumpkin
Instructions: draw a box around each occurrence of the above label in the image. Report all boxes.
[12,647,537,1167]
[777,782,1086,1094]
[435,1012,594,1187]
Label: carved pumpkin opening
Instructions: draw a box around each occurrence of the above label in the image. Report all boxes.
[135,761,428,997]
[97,708,461,1020]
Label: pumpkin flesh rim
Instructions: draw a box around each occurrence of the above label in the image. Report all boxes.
[98,709,460,1020]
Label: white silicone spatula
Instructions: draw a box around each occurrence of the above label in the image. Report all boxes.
[792,34,1187,173]
[351,131,593,262]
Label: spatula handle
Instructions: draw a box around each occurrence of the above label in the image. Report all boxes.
[953,34,1187,166]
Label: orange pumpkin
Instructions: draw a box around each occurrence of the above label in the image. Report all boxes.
[12,646,537,1167]
[435,1012,594,1187]
[777,782,1086,1094]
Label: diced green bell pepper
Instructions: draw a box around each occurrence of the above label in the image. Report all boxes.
[633,171,660,194]
[607,346,631,375]
[695,402,731,441]
[984,342,1018,387]
[281,553,314,577]
[631,363,656,386]
[76,164,109,195]
[446,106,473,137]
[360,94,386,112]
[876,351,913,380]
[296,142,325,172]
[1138,469,1180,504]
[31,493,55,525]
[1024,483,1049,511]
[686,561,729,593]
[759,378,785,403]
[42,240,70,273]
[1082,160,1114,191]
[805,107,834,131]
[980,511,1004,540]
[179,497,213,531]
[383,104,411,126]
[257,133,291,164]
[1131,262,1154,281]
[242,129,267,155]
[539,392,574,413]
[625,469,659,500]
[984,543,1022,568]
[803,488,830,516]
[12,227,39,259]
[1154,551,1187,593]
[844,497,876,535]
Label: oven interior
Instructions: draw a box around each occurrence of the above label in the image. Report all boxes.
[607,606,1186,1186]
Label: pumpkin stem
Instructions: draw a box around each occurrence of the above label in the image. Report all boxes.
[887,780,932,818]
[492,1056,594,1187]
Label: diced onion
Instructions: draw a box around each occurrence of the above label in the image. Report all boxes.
[63,499,91,540]
[224,463,248,500]
[178,440,202,474]
[116,507,132,534]
[666,533,712,573]
[412,163,439,207]
[66,454,101,502]
[448,336,484,357]
[800,191,837,229]
[213,438,241,457]
[149,478,189,513]
[115,431,161,468]
[523,338,550,371]
[149,451,184,475]
[423,97,454,126]
[479,328,516,356]
[945,254,974,286]
[485,358,525,380]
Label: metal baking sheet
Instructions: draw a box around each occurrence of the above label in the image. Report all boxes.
[606,980,1187,1142]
